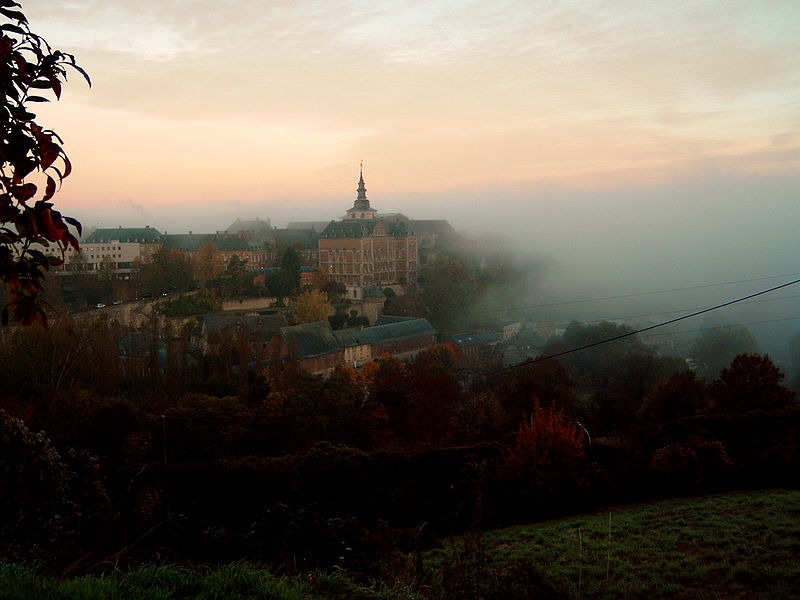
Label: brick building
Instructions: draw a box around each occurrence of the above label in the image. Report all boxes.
[319,168,418,300]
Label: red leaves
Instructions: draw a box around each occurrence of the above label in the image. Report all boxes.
[504,402,586,478]
[10,182,36,200]
[0,4,88,326]
[42,175,55,200]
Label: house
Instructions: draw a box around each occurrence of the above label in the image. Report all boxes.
[261,316,437,376]
[500,318,524,341]
[269,227,320,269]
[448,332,501,368]
[162,231,268,269]
[43,226,164,278]
[333,327,372,368]
[277,321,344,376]
[192,313,288,358]
[358,317,437,362]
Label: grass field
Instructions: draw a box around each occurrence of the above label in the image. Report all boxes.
[2,490,799,599]
[437,488,800,600]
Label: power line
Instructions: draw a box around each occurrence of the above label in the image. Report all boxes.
[581,293,800,326]
[480,277,800,377]
[496,317,800,365]
[638,316,800,340]
[463,271,800,316]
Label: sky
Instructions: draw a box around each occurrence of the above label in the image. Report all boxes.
[21,0,800,334]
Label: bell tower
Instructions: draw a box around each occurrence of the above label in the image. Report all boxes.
[346,161,378,220]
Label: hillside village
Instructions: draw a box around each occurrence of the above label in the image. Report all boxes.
[32,169,547,378]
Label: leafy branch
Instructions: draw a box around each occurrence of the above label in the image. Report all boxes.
[0,0,90,324]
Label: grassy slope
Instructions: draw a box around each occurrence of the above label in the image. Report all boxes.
[464,489,800,600]
[2,490,799,600]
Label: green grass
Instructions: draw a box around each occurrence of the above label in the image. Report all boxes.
[429,489,800,600]
[3,490,799,599]
[0,562,320,600]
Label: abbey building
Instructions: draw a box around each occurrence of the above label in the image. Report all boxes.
[319,168,419,299]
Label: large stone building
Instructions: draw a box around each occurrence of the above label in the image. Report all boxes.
[43,226,164,278]
[319,168,418,300]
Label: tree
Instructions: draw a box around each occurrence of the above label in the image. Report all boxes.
[279,245,302,276]
[97,254,114,281]
[135,248,195,294]
[0,3,89,324]
[502,402,588,508]
[708,353,795,414]
[691,325,758,379]
[290,288,331,324]
[788,330,800,391]
[418,254,477,330]
[636,370,706,424]
[218,254,254,298]
[266,268,296,298]
[195,241,222,283]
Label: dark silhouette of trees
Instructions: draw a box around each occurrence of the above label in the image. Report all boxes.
[637,370,706,424]
[0,3,89,324]
[279,245,302,278]
[708,353,795,414]
[135,248,195,294]
[691,325,758,379]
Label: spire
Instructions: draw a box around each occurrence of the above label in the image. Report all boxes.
[354,161,370,210]
[345,161,378,219]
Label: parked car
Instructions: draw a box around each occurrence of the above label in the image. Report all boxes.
[93,303,106,309]
[112,300,124,305]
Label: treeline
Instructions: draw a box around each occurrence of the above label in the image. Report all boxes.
[0,315,798,579]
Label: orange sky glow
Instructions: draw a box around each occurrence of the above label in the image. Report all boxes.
[20,0,800,237]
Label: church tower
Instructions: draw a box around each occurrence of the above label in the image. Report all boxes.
[346,162,378,220]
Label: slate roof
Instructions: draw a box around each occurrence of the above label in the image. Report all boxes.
[280,321,342,359]
[363,285,385,299]
[85,227,163,244]
[375,314,417,326]
[407,220,455,236]
[226,217,272,233]
[287,221,331,233]
[320,219,410,238]
[358,318,436,345]
[273,228,319,249]
[449,332,501,347]
[197,313,288,342]
[162,233,250,252]
[333,327,367,348]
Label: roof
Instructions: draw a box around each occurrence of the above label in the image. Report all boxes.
[333,327,367,348]
[449,332,501,347]
[375,314,417,326]
[320,219,411,239]
[162,233,251,252]
[408,220,455,236]
[358,318,436,345]
[363,285,385,299]
[226,217,272,233]
[287,221,330,233]
[85,227,163,244]
[198,313,288,341]
[273,228,319,249]
[280,321,342,359]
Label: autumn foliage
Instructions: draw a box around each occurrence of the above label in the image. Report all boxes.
[504,401,586,478]
[0,2,89,324]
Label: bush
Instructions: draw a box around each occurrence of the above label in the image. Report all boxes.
[0,410,111,564]
[648,443,699,492]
